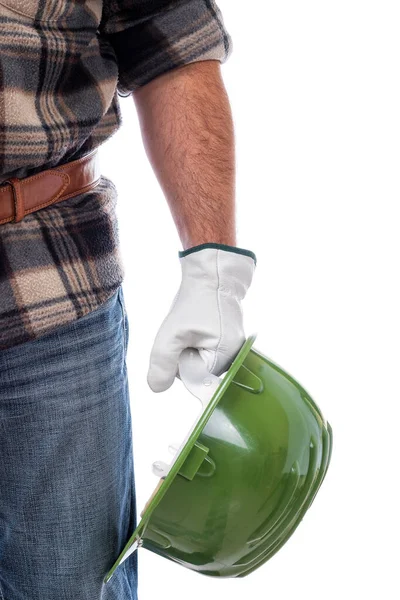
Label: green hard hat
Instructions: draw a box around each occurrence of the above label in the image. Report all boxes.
[104,335,332,583]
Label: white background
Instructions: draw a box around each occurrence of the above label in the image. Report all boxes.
[99,1,399,598]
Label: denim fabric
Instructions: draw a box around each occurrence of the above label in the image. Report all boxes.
[0,285,138,599]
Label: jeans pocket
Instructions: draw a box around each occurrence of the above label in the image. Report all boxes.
[117,286,129,357]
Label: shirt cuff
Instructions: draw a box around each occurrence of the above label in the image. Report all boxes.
[100,0,233,97]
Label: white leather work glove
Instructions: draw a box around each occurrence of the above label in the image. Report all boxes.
[147,243,256,393]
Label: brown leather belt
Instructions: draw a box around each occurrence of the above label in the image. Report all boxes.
[0,149,101,225]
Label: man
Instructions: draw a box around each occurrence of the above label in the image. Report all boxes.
[0,1,256,598]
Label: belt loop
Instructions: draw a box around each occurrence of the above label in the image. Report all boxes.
[3,177,25,223]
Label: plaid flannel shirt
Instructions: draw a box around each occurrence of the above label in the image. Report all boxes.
[0,0,232,351]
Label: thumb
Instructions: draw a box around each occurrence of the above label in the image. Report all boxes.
[147,338,183,393]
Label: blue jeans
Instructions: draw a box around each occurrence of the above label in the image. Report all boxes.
[0,286,138,599]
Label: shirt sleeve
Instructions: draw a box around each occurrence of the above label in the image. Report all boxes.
[99,0,233,97]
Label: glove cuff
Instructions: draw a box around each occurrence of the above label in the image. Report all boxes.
[179,243,256,265]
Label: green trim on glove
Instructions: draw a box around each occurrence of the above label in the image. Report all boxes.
[179,243,257,265]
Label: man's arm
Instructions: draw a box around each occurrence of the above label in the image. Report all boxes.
[132,59,236,250]
[133,57,256,393]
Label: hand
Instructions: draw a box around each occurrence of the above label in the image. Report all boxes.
[147,243,256,392]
